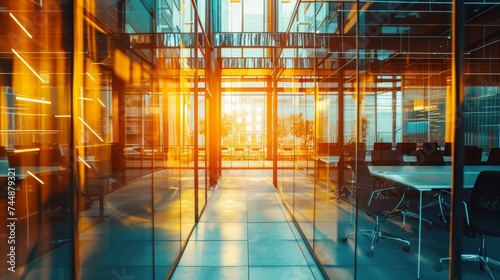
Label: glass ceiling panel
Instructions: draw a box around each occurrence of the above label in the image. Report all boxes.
[125,0,152,33]
[221,0,243,32]
[243,0,264,32]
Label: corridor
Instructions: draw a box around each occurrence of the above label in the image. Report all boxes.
[171,169,324,280]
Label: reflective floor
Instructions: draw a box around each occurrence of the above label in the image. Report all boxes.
[4,167,499,280]
[171,169,324,280]
[172,168,500,280]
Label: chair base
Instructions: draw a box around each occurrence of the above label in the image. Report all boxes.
[421,191,451,223]
[403,210,433,230]
[436,255,500,279]
[341,219,411,257]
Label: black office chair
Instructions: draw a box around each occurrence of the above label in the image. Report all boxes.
[422,142,440,154]
[465,146,483,165]
[341,160,410,257]
[411,147,449,224]
[373,142,392,150]
[371,149,434,229]
[371,149,404,166]
[487,148,500,165]
[337,147,366,198]
[414,149,445,166]
[444,142,452,156]
[396,142,417,155]
[436,171,500,278]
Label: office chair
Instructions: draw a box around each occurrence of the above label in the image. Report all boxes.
[414,149,445,166]
[436,171,500,279]
[422,146,483,224]
[337,147,366,198]
[465,146,483,165]
[410,147,449,225]
[341,160,410,257]
[487,148,500,165]
[443,142,452,156]
[373,142,392,150]
[371,149,404,166]
[233,147,245,160]
[396,142,417,155]
[317,142,338,156]
[422,142,440,153]
[370,148,433,228]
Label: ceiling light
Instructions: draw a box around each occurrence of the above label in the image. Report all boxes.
[16,96,51,104]
[12,49,47,84]
[9,13,33,38]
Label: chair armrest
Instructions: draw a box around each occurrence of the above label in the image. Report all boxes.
[368,186,406,212]
[463,200,470,225]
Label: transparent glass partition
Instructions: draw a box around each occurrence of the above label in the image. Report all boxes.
[0,1,73,278]
[459,1,500,279]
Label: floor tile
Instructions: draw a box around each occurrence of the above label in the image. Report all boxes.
[199,209,248,223]
[172,266,249,280]
[248,209,288,223]
[192,223,248,241]
[249,266,316,280]
[170,171,323,280]
[248,240,308,266]
[178,240,248,266]
[247,223,296,241]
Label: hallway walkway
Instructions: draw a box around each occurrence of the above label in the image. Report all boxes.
[171,169,324,280]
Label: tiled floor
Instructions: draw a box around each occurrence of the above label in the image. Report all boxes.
[6,167,500,280]
[171,169,324,280]
[171,168,500,280]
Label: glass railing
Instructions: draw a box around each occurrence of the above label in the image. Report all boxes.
[128,32,334,49]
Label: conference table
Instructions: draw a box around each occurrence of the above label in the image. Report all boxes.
[315,155,418,165]
[315,157,500,278]
[368,165,500,279]
[315,154,488,166]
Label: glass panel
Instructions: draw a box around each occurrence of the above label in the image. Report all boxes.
[3,0,499,278]
[243,0,264,32]
[0,2,72,278]
[221,92,268,168]
[460,1,500,279]
[221,0,242,32]
[75,2,156,277]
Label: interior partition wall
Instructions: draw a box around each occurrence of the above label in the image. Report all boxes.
[275,1,499,280]
[1,0,500,279]
[0,0,211,279]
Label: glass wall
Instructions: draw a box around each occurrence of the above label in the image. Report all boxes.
[0,1,73,279]
[275,1,500,280]
[0,0,210,279]
[1,0,499,279]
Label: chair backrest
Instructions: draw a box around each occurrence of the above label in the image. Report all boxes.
[414,149,445,166]
[464,146,483,165]
[422,142,440,154]
[469,171,500,236]
[347,160,405,215]
[487,148,500,165]
[371,149,404,166]
[7,150,39,166]
[317,142,338,156]
[444,142,452,156]
[373,142,392,150]
[396,142,417,155]
[339,147,366,172]
[110,142,126,173]
[338,147,366,187]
